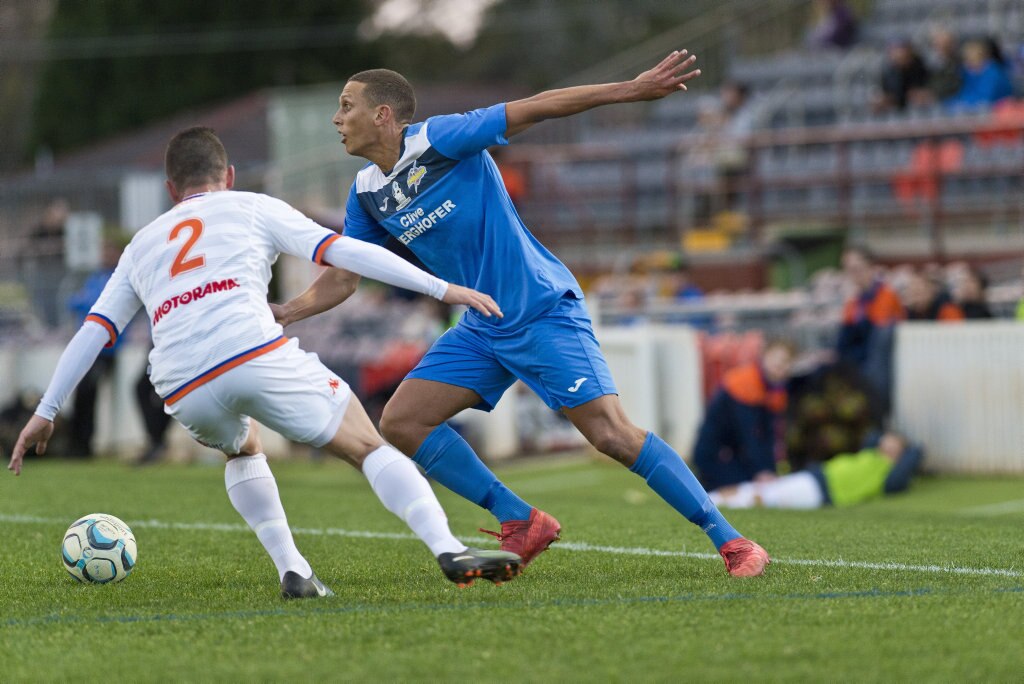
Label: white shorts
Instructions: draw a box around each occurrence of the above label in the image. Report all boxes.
[166,338,351,454]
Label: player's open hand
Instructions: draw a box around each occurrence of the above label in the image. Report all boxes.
[630,50,701,101]
[442,284,503,318]
[8,415,54,476]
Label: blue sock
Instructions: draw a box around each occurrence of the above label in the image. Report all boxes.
[412,423,533,523]
[629,432,742,550]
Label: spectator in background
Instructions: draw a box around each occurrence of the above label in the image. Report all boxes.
[687,82,754,223]
[657,256,713,329]
[954,266,993,319]
[719,81,756,139]
[927,28,962,102]
[904,270,964,321]
[717,81,755,213]
[710,432,924,510]
[660,256,704,302]
[806,0,858,51]
[836,246,903,418]
[836,246,904,368]
[65,237,126,458]
[946,38,1014,108]
[693,340,795,491]
[874,39,931,112]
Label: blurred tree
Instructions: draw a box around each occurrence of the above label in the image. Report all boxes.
[378,0,722,88]
[30,0,379,156]
[0,0,56,172]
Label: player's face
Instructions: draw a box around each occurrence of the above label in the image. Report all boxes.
[333,82,377,157]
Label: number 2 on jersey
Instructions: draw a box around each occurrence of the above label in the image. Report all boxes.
[168,218,206,278]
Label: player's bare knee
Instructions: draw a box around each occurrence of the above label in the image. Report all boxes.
[379,406,420,451]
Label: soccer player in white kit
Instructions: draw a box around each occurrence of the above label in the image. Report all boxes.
[8,127,522,597]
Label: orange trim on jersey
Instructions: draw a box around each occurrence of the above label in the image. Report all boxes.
[722,363,787,413]
[85,314,118,348]
[313,233,341,265]
[163,336,289,406]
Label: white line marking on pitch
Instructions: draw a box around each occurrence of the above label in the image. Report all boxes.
[1,513,1019,579]
[959,498,1024,517]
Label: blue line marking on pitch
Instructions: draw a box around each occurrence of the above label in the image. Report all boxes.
[3,586,1021,629]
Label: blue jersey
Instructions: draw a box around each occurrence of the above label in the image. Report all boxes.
[342,103,583,331]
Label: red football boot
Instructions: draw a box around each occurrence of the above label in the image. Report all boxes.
[719,538,771,577]
[480,508,561,568]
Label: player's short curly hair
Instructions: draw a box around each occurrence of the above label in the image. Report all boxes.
[165,126,228,192]
[348,69,417,124]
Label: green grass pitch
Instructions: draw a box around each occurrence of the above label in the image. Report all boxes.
[1,455,1022,681]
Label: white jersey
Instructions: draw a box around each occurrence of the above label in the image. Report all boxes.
[89,190,342,404]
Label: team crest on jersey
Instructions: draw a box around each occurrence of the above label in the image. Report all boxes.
[407,160,427,193]
[328,378,340,395]
[391,181,412,210]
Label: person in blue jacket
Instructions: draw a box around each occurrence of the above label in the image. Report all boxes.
[946,38,1014,108]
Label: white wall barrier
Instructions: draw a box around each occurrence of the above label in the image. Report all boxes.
[594,325,704,457]
[894,322,1024,474]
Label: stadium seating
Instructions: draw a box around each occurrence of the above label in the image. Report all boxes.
[512,0,1024,263]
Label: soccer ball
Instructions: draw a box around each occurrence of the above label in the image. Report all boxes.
[61,513,137,584]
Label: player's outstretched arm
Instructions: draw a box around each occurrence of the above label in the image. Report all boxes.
[273,239,503,326]
[272,268,361,327]
[323,236,502,318]
[504,50,700,137]
[7,322,110,476]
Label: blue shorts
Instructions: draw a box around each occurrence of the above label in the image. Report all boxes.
[407,296,617,411]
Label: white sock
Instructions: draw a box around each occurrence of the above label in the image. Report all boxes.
[362,445,467,557]
[225,454,312,581]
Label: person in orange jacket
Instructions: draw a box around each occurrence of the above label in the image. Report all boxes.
[693,340,795,490]
[836,246,905,366]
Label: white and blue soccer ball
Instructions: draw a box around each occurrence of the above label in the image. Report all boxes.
[61,513,137,584]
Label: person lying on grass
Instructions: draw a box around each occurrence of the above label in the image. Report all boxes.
[709,432,923,509]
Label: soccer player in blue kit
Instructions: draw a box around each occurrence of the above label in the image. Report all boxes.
[273,50,770,577]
